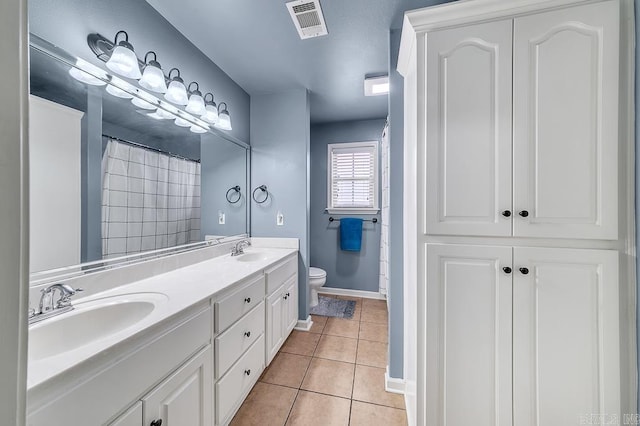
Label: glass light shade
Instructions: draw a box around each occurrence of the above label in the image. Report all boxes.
[215,110,232,131]
[139,64,167,93]
[201,104,219,124]
[185,93,206,115]
[106,45,142,79]
[154,107,176,120]
[147,111,165,120]
[131,96,156,110]
[69,67,107,86]
[165,80,188,105]
[190,124,208,134]
[106,83,134,98]
[174,117,192,127]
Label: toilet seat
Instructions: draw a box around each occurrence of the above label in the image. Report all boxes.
[309,267,327,279]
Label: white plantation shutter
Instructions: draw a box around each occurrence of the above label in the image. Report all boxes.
[328,142,378,212]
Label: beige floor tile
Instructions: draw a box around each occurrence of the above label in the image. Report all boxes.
[314,335,358,363]
[360,307,388,324]
[349,401,407,426]
[359,321,388,343]
[362,298,387,311]
[261,352,312,388]
[353,365,405,409]
[301,358,355,398]
[230,382,297,426]
[281,331,321,357]
[285,390,351,426]
[351,304,362,321]
[356,340,388,368]
[309,315,327,334]
[323,317,360,339]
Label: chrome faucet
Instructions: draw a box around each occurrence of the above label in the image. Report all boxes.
[29,283,83,324]
[231,239,251,256]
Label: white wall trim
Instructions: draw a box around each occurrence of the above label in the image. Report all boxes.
[318,287,386,300]
[385,367,406,395]
[294,315,313,331]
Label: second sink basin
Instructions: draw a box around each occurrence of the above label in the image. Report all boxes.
[29,292,168,361]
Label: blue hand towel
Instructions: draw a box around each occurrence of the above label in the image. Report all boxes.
[340,218,363,251]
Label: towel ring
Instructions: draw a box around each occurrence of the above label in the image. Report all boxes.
[225,186,241,204]
[252,185,269,204]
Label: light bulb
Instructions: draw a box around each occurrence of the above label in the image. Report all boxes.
[165,80,188,105]
[106,45,141,79]
[139,58,167,93]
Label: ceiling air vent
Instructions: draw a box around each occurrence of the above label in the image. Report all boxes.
[286,0,328,40]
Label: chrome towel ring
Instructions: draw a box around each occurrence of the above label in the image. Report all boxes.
[252,185,269,204]
[226,185,241,204]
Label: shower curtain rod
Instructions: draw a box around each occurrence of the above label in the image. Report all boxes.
[102,134,201,163]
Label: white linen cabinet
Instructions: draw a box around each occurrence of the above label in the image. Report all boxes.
[398,0,635,424]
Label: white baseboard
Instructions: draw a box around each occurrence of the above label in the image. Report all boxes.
[385,366,406,395]
[318,287,386,300]
[294,315,313,331]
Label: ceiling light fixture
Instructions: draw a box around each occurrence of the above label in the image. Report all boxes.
[201,93,218,124]
[185,82,206,116]
[105,31,141,79]
[139,51,167,93]
[215,102,232,131]
[164,68,189,105]
[364,75,389,96]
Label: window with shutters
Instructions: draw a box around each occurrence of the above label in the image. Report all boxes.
[327,141,379,214]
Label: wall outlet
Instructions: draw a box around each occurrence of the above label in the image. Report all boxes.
[276,211,284,226]
[218,211,225,225]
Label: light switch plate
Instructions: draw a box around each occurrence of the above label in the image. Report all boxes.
[218,211,225,225]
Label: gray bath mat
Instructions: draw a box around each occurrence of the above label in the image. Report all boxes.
[309,296,356,319]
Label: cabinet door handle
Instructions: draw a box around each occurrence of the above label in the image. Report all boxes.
[244,369,251,376]
[150,420,163,426]
[502,267,512,274]
[286,292,291,297]
[518,210,529,218]
[519,267,529,275]
[244,297,251,303]
[244,331,251,338]
[501,210,511,218]
[283,295,288,300]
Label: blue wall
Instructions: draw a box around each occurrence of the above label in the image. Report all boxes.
[310,119,385,293]
[250,89,311,321]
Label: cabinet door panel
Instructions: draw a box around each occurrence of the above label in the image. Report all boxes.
[513,1,619,239]
[426,244,513,426]
[425,20,513,236]
[284,275,298,335]
[513,247,619,425]
[266,285,285,364]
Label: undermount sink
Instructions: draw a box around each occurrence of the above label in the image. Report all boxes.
[233,251,269,262]
[29,292,168,361]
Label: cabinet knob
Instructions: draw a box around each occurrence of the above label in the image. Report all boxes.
[150,420,163,426]
[518,210,529,218]
[244,331,251,338]
[519,267,529,275]
[286,292,291,297]
[502,267,512,274]
[501,210,512,218]
[244,369,251,376]
[244,297,251,303]
[283,295,288,300]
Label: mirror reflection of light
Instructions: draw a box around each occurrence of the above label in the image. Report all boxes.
[68,59,108,86]
[174,116,192,127]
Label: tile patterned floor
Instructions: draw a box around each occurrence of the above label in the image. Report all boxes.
[230,296,407,426]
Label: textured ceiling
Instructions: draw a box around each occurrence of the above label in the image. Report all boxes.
[145,0,452,124]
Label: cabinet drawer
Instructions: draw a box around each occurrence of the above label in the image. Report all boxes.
[215,274,265,333]
[216,335,265,425]
[265,255,297,294]
[215,301,265,378]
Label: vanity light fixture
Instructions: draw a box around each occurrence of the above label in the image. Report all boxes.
[164,68,189,105]
[105,76,135,99]
[153,104,177,120]
[185,82,206,116]
[201,93,219,124]
[132,96,157,110]
[68,59,108,86]
[139,51,167,93]
[364,75,389,96]
[174,116,192,127]
[189,119,209,134]
[105,31,141,79]
[215,102,232,131]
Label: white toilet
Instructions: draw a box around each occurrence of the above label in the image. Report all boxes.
[309,267,327,307]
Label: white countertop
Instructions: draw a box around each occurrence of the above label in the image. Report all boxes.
[27,246,297,394]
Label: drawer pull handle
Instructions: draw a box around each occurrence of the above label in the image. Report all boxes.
[244,331,251,338]
[519,267,530,275]
[286,292,291,297]
[519,210,529,218]
[244,369,251,376]
[244,297,251,303]
[501,210,511,218]
[283,295,288,300]
[150,420,163,426]
[502,267,512,274]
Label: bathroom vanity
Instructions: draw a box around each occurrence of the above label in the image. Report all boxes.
[26,241,299,426]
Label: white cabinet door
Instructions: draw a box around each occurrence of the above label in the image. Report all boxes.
[284,275,298,335]
[513,247,619,425]
[266,285,285,364]
[513,1,619,239]
[426,244,513,426]
[108,402,142,426]
[143,345,213,426]
[425,20,513,237]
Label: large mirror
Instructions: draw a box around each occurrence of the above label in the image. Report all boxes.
[28,35,249,278]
